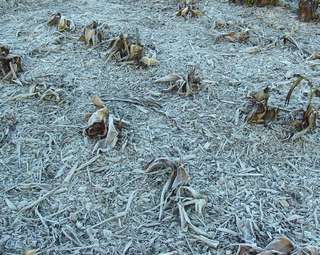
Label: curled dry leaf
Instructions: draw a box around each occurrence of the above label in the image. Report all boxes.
[216,30,250,43]
[80,21,106,46]
[0,45,22,81]
[155,65,201,96]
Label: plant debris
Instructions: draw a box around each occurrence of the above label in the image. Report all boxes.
[236,236,295,255]
[229,0,278,7]
[241,87,279,124]
[215,30,250,43]
[285,75,319,140]
[79,21,107,46]
[176,0,204,18]
[47,12,74,32]
[0,44,22,81]
[298,0,319,22]
[155,65,201,96]
[106,29,159,67]
[144,158,217,249]
[84,96,125,150]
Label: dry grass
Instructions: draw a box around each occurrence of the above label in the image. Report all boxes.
[0,0,319,254]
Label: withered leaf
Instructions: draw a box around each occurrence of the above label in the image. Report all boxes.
[261,236,294,254]
[105,114,119,148]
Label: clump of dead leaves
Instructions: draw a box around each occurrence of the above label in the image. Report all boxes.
[106,29,159,67]
[84,96,126,152]
[176,0,204,18]
[79,21,108,46]
[144,158,220,248]
[48,13,74,32]
[155,65,202,96]
[241,86,279,124]
[0,44,22,81]
[285,75,319,140]
[237,236,319,255]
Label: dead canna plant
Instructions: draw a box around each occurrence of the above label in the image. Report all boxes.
[155,65,201,96]
[285,75,319,140]
[145,158,191,220]
[144,158,218,247]
[298,0,319,22]
[84,96,126,151]
[0,44,22,81]
[79,21,107,46]
[47,12,74,32]
[241,86,279,124]
[176,0,204,18]
[106,29,159,67]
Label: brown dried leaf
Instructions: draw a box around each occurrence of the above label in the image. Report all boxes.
[260,236,294,255]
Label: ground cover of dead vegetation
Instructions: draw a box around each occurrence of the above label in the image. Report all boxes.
[0,0,320,254]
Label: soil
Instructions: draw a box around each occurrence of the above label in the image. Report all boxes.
[0,0,319,254]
